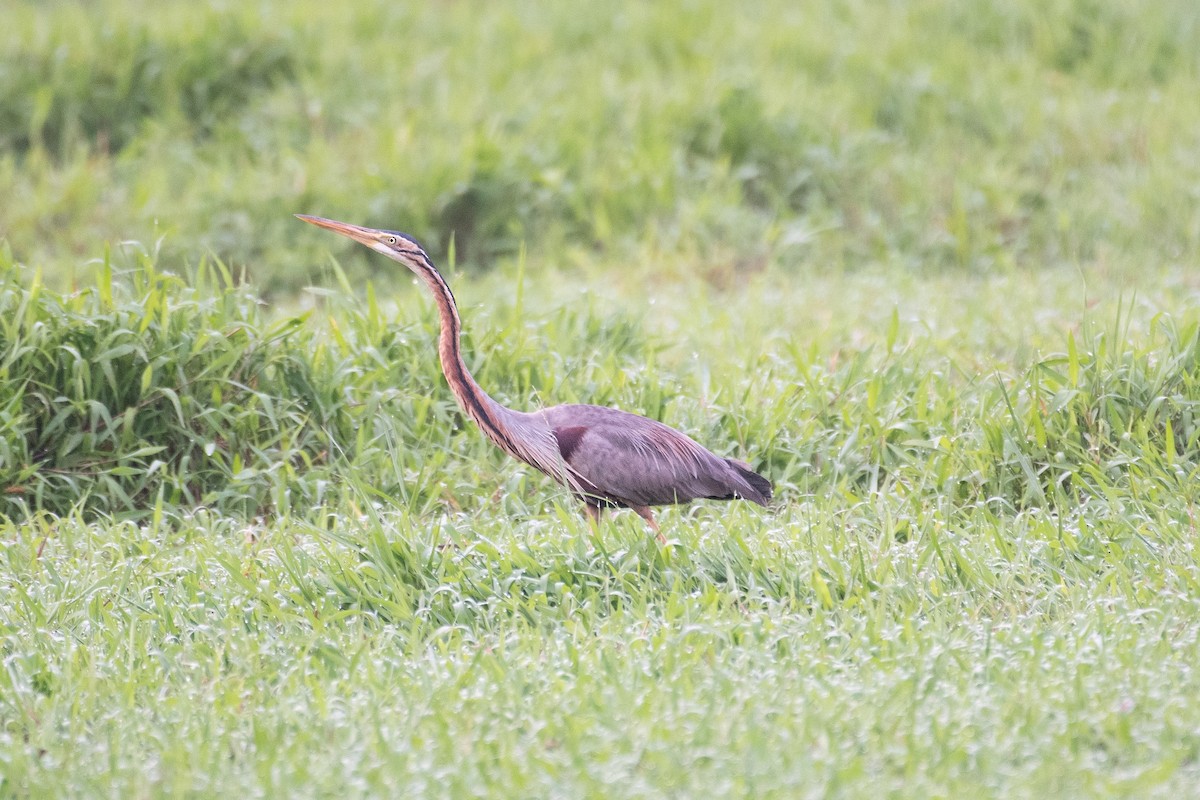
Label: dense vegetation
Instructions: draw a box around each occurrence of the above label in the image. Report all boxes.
[2,0,1200,796]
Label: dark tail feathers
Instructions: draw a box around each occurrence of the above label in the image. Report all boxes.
[726,459,773,506]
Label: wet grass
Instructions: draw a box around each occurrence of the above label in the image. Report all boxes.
[4,255,1200,797]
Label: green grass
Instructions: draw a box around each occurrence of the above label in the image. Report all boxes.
[4,0,1200,289]
[4,0,1200,797]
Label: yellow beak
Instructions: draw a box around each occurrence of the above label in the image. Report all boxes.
[295,214,383,248]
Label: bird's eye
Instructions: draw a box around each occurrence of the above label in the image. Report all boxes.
[386,236,398,245]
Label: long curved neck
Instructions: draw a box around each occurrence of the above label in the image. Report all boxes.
[409,253,526,457]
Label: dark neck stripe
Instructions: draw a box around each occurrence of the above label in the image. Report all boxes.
[413,253,524,459]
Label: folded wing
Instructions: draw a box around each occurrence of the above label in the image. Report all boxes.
[542,404,771,508]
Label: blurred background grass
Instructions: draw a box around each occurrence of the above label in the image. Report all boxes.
[2,0,1198,292]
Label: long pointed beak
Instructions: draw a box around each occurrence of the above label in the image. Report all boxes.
[295,214,382,248]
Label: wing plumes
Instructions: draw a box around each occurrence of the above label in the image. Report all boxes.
[643,424,711,479]
[725,458,773,506]
[540,404,772,512]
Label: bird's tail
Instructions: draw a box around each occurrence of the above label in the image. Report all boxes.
[726,459,773,506]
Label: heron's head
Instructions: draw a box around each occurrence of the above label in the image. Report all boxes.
[296,214,428,272]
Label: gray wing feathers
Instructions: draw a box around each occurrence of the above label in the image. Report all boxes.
[541,404,770,508]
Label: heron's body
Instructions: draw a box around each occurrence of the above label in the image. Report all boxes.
[297,214,772,537]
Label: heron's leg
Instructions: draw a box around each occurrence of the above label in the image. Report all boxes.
[631,506,664,543]
[583,503,602,527]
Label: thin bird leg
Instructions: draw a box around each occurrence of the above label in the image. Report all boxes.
[631,506,664,543]
[583,503,602,527]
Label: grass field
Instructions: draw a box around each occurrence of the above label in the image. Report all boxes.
[4,0,1200,796]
